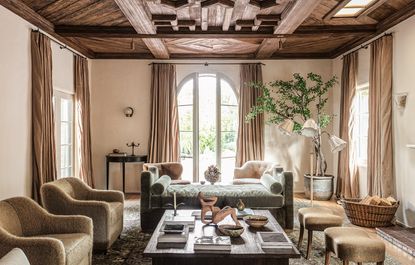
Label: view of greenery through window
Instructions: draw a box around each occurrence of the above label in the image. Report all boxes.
[178,74,238,182]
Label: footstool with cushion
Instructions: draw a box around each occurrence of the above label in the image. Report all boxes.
[298,207,343,259]
[324,227,385,265]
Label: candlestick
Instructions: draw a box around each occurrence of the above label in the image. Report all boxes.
[173,192,177,208]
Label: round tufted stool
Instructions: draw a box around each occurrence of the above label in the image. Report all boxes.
[298,207,343,259]
[324,227,385,265]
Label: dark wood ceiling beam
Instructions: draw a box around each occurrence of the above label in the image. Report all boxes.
[54,24,377,38]
[152,14,177,21]
[256,0,323,58]
[201,0,235,8]
[249,0,279,9]
[93,52,331,60]
[0,0,94,58]
[114,0,169,59]
[330,1,415,58]
[158,0,189,8]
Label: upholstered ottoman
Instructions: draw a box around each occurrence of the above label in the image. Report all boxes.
[324,227,385,265]
[298,207,343,259]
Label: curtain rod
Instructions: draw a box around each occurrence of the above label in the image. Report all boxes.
[341,32,393,59]
[148,62,266,66]
[32,28,87,59]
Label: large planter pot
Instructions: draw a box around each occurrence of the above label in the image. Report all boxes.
[304,174,334,201]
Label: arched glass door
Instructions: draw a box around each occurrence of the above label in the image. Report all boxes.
[178,73,238,183]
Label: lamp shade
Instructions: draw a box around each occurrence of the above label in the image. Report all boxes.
[278,119,294,136]
[328,135,347,153]
[301,119,319,137]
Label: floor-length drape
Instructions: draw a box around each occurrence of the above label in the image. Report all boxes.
[336,52,360,198]
[368,35,394,197]
[148,64,180,163]
[236,63,264,167]
[74,55,94,188]
[31,31,57,202]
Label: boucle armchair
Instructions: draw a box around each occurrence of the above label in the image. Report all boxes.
[41,177,124,251]
[0,197,93,265]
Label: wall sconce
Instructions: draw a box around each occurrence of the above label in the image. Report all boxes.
[124,107,134,117]
[394,93,408,109]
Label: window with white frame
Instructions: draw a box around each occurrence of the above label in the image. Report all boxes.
[355,83,369,165]
[177,73,238,183]
[54,90,75,178]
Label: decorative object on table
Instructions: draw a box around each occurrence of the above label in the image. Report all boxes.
[164,192,185,216]
[108,151,127,157]
[204,165,221,185]
[112,148,120,153]
[198,192,240,226]
[200,180,206,185]
[341,197,399,228]
[218,224,244,238]
[245,73,346,203]
[124,106,134,117]
[193,236,232,253]
[258,232,293,253]
[243,215,269,228]
[236,199,245,211]
[126,141,140,156]
[163,214,195,231]
[237,208,254,219]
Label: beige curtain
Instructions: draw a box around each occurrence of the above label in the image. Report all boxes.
[74,55,94,187]
[236,63,264,167]
[31,31,57,202]
[368,35,394,197]
[336,52,360,198]
[148,64,180,163]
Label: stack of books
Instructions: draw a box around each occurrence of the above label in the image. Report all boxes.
[257,232,293,253]
[193,236,231,253]
[157,224,189,249]
[192,208,254,220]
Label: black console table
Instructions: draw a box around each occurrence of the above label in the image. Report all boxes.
[106,154,147,193]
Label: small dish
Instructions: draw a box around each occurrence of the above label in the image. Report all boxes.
[218,224,244,238]
[243,215,269,228]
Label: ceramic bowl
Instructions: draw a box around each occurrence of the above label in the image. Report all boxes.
[218,224,244,238]
[243,215,269,228]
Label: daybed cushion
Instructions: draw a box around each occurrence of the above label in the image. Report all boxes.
[151,175,171,195]
[232,178,261,185]
[151,184,284,208]
[260,174,283,194]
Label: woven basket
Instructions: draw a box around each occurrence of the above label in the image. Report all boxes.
[341,198,399,228]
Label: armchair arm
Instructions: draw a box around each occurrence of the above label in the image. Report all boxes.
[42,214,93,235]
[0,231,65,265]
[87,189,124,203]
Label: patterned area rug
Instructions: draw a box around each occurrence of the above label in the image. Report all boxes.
[93,201,400,265]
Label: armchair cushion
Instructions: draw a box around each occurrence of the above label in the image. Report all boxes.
[151,175,171,195]
[34,233,91,265]
[260,174,283,195]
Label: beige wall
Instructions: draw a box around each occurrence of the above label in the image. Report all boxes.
[332,15,415,227]
[0,6,75,200]
[90,59,334,193]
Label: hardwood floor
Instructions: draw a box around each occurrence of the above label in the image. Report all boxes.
[294,193,415,265]
[125,193,414,264]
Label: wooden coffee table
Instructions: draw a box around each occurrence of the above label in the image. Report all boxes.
[144,209,300,265]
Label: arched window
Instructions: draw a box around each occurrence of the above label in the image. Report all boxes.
[178,73,238,183]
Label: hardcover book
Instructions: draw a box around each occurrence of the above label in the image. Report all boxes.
[193,236,231,252]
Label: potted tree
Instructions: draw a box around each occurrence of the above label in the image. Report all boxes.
[246,73,346,201]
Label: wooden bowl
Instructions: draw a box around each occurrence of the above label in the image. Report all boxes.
[218,224,244,238]
[243,215,269,228]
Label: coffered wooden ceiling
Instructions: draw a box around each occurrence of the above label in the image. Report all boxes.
[1,0,415,59]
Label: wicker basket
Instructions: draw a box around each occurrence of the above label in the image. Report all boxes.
[341,198,399,228]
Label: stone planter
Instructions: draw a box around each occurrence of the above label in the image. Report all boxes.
[304,174,334,201]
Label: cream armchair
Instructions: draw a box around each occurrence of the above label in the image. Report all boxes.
[41,177,124,251]
[234,161,281,180]
[0,197,93,265]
